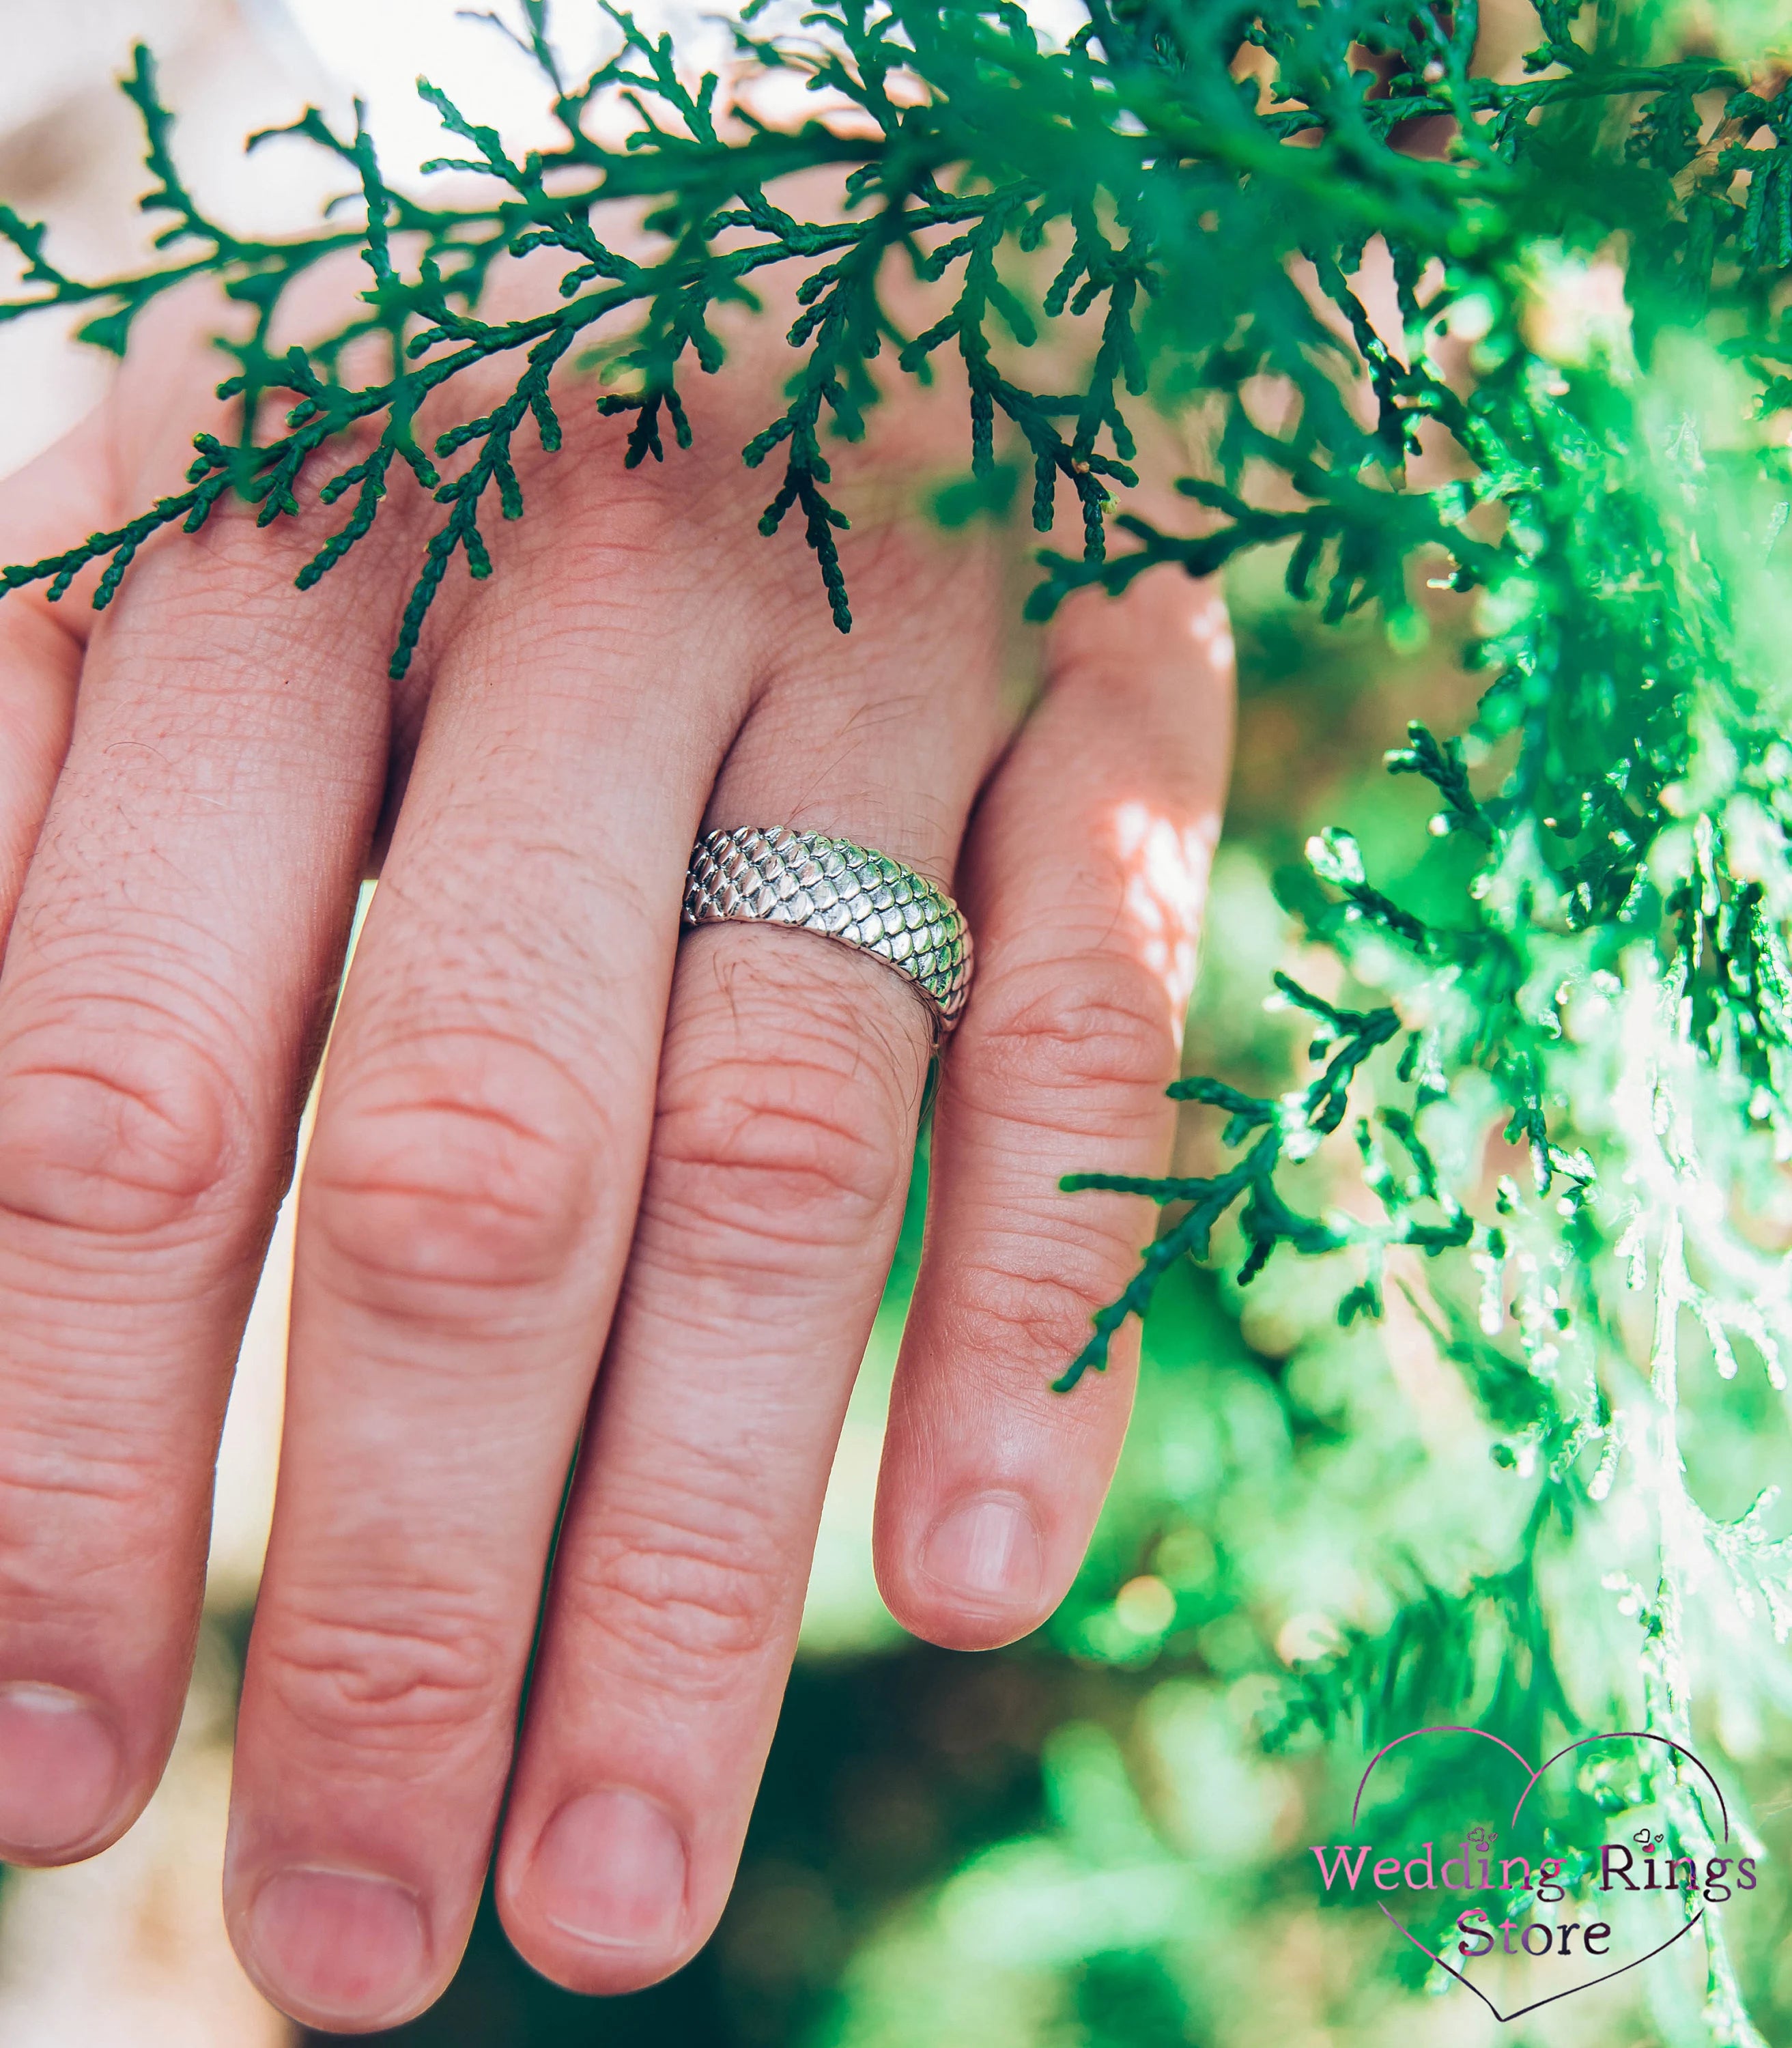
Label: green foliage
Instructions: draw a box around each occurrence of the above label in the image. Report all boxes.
[1057,973,1416,1389]
[8,1,1792,2038]
[0,0,1757,668]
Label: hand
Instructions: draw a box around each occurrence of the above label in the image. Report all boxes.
[0,254,1230,2030]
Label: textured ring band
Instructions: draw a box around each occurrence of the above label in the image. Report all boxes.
[681,827,973,1036]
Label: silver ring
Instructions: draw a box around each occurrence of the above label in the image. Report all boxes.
[681,827,973,1036]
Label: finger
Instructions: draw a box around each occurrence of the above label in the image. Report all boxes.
[493,549,1007,1995]
[874,567,1233,1648]
[218,494,768,2030]
[0,262,399,938]
[0,410,116,937]
[0,502,400,1867]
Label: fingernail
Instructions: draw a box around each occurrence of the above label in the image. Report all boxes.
[0,1681,123,1855]
[920,1492,1044,1606]
[244,1866,428,2023]
[532,1788,687,1950]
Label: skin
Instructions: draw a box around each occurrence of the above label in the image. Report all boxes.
[0,250,1232,2030]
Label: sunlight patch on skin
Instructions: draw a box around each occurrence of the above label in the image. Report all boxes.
[1184,599,1236,680]
[1110,798,1214,1037]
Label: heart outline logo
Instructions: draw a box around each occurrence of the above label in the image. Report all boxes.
[1349,1724,1729,2025]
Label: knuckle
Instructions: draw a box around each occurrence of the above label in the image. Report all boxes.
[305,1034,601,1311]
[967,954,1177,1107]
[647,1044,907,1260]
[0,1424,169,1621]
[172,497,406,628]
[254,1591,510,1756]
[0,1012,238,1238]
[956,1226,1139,1373]
[563,1482,791,1691]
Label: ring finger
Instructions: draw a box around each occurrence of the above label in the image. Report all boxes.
[492,566,1009,1989]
